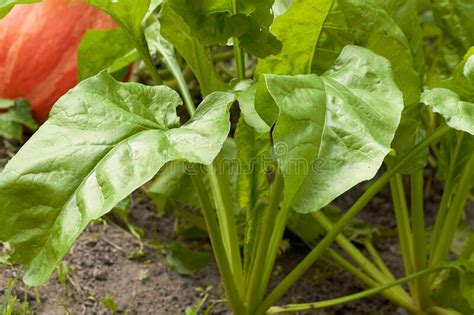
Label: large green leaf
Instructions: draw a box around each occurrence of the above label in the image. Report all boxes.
[160,0,281,58]
[0,0,39,19]
[257,45,403,213]
[78,28,138,81]
[159,1,226,96]
[256,0,353,76]
[421,88,474,135]
[0,72,233,286]
[337,0,425,173]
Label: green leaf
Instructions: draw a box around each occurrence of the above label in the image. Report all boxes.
[311,0,354,74]
[111,196,144,239]
[0,99,38,141]
[159,1,226,96]
[101,294,119,313]
[271,0,291,18]
[86,0,161,82]
[431,260,474,314]
[213,138,240,213]
[421,88,474,135]
[429,47,474,102]
[465,54,474,81]
[77,18,187,91]
[436,131,474,182]
[287,206,340,244]
[387,120,428,174]
[337,0,426,173]
[78,28,138,81]
[257,45,403,213]
[147,161,198,212]
[147,138,237,216]
[56,262,70,286]
[234,117,271,273]
[160,0,281,58]
[0,0,39,19]
[0,71,233,286]
[338,0,421,105]
[452,225,474,257]
[256,0,353,76]
[432,0,474,55]
[87,0,150,46]
[166,243,212,275]
[378,0,425,77]
[236,84,270,133]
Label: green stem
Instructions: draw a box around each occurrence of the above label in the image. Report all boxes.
[136,40,163,85]
[256,202,292,302]
[165,60,195,116]
[429,132,463,259]
[256,125,450,315]
[266,265,450,314]
[326,249,416,311]
[313,212,411,302]
[427,306,462,315]
[190,170,247,315]
[430,154,474,267]
[389,174,416,296]
[233,38,246,80]
[246,172,284,311]
[148,15,194,113]
[207,165,244,293]
[364,239,396,281]
[410,170,429,308]
[119,17,162,85]
[231,0,245,80]
[327,249,379,288]
[302,238,413,311]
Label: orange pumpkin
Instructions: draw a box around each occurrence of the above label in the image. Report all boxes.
[0,0,116,123]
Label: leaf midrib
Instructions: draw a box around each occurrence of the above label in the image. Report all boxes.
[23,128,161,279]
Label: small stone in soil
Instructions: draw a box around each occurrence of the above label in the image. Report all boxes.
[93,270,108,281]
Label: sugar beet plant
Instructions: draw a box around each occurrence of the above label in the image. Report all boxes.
[0,0,473,314]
